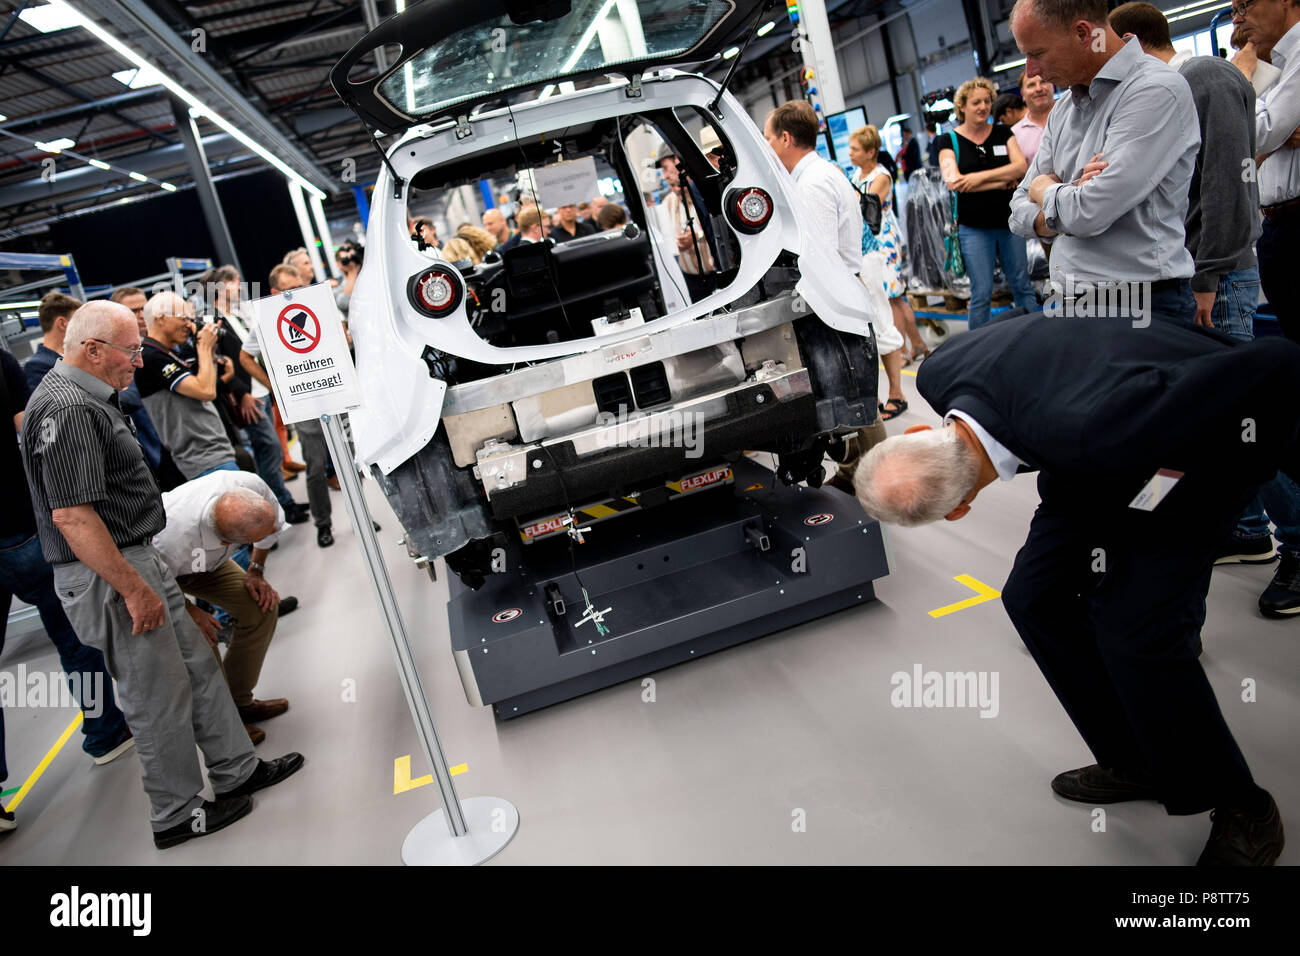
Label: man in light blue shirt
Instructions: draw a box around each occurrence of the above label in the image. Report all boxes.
[1008,0,1200,325]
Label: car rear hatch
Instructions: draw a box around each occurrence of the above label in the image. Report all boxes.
[330,0,773,134]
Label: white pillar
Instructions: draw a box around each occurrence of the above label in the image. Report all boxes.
[309,192,342,280]
[287,179,327,283]
[796,0,846,116]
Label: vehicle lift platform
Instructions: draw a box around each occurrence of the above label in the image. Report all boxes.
[446,457,893,719]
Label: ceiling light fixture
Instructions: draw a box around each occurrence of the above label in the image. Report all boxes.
[87,158,111,170]
[34,137,76,152]
[128,171,148,182]
[112,65,163,90]
[17,3,82,34]
[757,21,776,37]
[37,0,327,199]
[160,181,177,191]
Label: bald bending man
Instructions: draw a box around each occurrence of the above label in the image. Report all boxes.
[21,302,303,849]
[855,311,1300,866]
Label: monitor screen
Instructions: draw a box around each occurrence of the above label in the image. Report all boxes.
[825,106,868,177]
[814,129,833,164]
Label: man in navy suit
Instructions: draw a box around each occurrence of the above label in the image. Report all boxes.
[855,312,1299,866]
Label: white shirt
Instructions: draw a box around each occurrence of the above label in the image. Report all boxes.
[1256,19,1300,205]
[1252,58,1282,97]
[155,470,286,579]
[790,150,864,275]
[237,302,262,358]
[221,307,268,399]
[946,410,1023,482]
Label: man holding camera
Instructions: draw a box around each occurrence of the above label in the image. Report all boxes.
[136,291,240,480]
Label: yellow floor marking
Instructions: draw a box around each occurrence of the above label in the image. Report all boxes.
[393,754,432,793]
[4,712,82,812]
[928,574,1001,619]
[879,364,918,378]
[393,755,468,793]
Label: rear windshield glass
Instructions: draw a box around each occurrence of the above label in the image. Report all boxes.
[377,0,733,118]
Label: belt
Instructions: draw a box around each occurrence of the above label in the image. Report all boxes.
[54,537,151,568]
[1261,196,1300,220]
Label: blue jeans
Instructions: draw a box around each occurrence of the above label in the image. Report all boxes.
[241,396,296,511]
[1210,267,1300,551]
[194,460,241,479]
[958,225,1038,330]
[0,532,129,781]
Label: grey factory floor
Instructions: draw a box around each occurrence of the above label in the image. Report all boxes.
[2,342,1297,866]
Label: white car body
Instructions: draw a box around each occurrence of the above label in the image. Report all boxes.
[348,70,884,476]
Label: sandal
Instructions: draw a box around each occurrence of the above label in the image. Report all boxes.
[879,398,908,421]
[910,346,932,362]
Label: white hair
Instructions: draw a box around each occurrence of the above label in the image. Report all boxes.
[853,427,982,526]
[64,301,134,356]
[212,489,277,543]
[143,291,190,331]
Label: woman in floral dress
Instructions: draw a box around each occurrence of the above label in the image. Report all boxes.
[848,126,929,417]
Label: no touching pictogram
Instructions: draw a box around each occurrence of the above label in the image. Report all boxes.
[278,304,321,354]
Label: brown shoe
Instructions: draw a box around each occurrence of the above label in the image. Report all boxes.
[245,724,265,745]
[327,476,340,491]
[237,698,289,723]
[282,460,306,473]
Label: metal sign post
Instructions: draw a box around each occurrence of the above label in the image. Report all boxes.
[247,282,517,864]
[319,413,518,865]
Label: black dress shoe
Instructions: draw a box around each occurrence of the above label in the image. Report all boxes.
[277,595,299,616]
[317,525,334,547]
[1198,792,1285,866]
[153,796,252,849]
[285,503,310,525]
[1051,764,1160,804]
[215,753,305,801]
[1259,552,1300,617]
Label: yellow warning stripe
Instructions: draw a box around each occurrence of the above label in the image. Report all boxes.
[4,712,83,812]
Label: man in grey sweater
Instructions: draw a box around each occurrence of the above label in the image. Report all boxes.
[1112,2,1300,618]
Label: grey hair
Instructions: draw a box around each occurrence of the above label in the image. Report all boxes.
[142,291,189,330]
[853,428,981,526]
[64,301,135,355]
[212,489,277,543]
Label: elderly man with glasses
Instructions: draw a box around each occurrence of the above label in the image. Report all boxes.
[135,291,240,482]
[20,301,303,848]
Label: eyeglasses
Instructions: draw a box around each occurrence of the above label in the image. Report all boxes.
[85,338,144,358]
[1231,0,1259,18]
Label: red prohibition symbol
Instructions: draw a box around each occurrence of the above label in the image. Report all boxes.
[277,304,321,354]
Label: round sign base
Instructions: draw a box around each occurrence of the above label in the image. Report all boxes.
[400,796,519,866]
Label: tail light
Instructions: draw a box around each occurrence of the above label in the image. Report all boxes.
[725,186,774,234]
[408,263,463,317]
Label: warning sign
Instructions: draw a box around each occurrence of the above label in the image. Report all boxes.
[247,282,362,424]
[492,608,522,624]
[277,304,320,354]
[803,513,834,526]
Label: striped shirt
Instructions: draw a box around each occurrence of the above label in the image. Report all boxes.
[21,359,166,564]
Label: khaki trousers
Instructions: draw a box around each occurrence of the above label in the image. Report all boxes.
[176,559,278,709]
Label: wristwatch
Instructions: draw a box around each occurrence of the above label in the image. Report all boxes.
[248,561,266,574]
